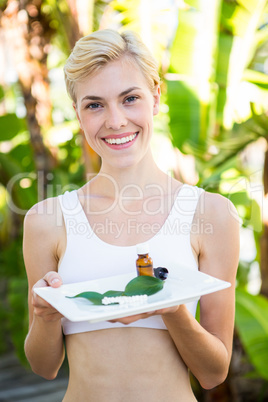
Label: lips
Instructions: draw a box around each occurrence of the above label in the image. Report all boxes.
[102,132,138,146]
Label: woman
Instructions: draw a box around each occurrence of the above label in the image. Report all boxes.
[23,29,240,402]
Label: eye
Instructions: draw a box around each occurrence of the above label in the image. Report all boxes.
[85,103,102,110]
[124,96,138,104]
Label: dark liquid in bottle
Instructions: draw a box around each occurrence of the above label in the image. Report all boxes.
[136,253,154,277]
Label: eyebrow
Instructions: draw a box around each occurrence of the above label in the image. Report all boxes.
[81,86,142,103]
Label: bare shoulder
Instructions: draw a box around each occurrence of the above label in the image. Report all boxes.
[23,197,65,281]
[24,196,64,234]
[198,190,239,227]
[195,190,240,279]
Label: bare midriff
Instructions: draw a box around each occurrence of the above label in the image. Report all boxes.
[62,327,197,402]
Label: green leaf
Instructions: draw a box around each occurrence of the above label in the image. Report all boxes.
[124,276,164,296]
[243,69,268,86]
[67,276,164,305]
[103,290,124,298]
[67,289,125,305]
[169,9,197,75]
[0,114,27,141]
[0,85,4,101]
[167,79,201,150]
[167,0,222,148]
[68,291,105,305]
[237,0,262,14]
[0,152,23,183]
[221,1,251,37]
[235,288,268,380]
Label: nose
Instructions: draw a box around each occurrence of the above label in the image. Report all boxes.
[105,104,127,130]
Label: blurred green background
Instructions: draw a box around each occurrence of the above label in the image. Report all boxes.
[0,0,268,401]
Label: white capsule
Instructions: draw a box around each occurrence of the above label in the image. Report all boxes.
[101,294,148,305]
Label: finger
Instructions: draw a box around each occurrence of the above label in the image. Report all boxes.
[32,278,49,290]
[34,306,63,321]
[32,293,51,309]
[42,272,62,288]
[42,313,64,322]
[157,305,180,315]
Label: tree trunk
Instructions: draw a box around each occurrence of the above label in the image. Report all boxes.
[2,0,55,198]
[65,0,101,175]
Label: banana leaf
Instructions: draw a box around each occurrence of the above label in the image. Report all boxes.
[235,288,268,380]
[167,0,268,155]
[167,0,221,151]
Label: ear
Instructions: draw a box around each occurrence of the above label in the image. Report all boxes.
[73,102,83,131]
[153,85,160,116]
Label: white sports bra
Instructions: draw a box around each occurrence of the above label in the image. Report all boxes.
[58,184,204,335]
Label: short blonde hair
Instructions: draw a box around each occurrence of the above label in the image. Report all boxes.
[64,29,160,103]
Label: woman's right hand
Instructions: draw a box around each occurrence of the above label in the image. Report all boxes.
[32,272,64,322]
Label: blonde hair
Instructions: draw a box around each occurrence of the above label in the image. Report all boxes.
[64,29,160,103]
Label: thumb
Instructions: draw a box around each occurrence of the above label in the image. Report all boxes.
[42,271,63,288]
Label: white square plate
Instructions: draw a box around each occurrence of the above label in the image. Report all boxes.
[34,267,230,323]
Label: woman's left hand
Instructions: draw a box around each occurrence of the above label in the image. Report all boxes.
[108,305,180,325]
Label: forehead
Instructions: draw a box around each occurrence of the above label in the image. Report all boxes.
[76,57,150,101]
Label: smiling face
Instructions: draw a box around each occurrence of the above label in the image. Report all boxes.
[73,57,160,171]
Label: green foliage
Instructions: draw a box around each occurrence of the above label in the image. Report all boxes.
[0,114,27,141]
[7,278,28,365]
[0,0,7,10]
[124,276,164,296]
[235,288,268,380]
[167,80,201,149]
[0,0,105,367]
[167,0,221,151]
[168,0,268,156]
[0,100,84,363]
[0,235,28,360]
[0,127,85,362]
[93,0,111,32]
[69,276,164,305]
[166,0,268,386]
[41,0,74,55]
[70,290,124,305]
[0,85,4,101]
[0,3,267,394]
[169,7,199,75]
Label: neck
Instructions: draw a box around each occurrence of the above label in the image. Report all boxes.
[90,150,169,198]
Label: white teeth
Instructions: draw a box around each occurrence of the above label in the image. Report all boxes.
[104,133,137,145]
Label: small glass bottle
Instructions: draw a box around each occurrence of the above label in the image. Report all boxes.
[136,243,154,277]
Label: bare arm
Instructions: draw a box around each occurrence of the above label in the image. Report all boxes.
[113,192,240,389]
[162,192,239,388]
[23,198,66,380]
